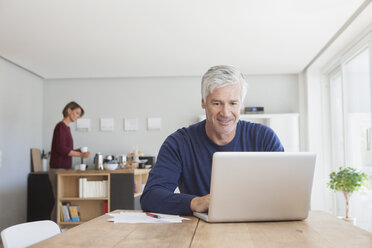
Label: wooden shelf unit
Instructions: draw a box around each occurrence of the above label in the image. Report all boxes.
[134,168,150,194]
[57,169,150,228]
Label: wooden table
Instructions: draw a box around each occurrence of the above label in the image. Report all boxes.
[30,211,372,248]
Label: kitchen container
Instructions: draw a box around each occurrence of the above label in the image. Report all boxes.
[104,163,118,170]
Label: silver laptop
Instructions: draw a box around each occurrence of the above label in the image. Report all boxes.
[193,152,316,222]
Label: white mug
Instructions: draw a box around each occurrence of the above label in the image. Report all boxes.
[79,164,87,171]
[81,147,88,153]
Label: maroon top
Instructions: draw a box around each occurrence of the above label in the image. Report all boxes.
[50,121,73,169]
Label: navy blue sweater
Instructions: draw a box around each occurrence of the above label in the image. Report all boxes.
[140,120,284,215]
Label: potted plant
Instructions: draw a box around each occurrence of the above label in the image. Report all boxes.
[328,167,368,223]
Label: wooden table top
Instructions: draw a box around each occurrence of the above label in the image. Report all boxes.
[30,211,372,248]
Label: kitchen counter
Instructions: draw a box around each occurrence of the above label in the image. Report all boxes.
[56,168,151,175]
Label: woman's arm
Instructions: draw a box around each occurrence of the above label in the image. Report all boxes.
[68,150,90,158]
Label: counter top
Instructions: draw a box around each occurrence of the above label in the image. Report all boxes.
[56,168,151,175]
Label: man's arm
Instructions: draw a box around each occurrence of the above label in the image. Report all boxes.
[140,135,197,215]
[263,126,284,151]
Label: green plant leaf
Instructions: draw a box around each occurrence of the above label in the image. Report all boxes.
[328,167,368,194]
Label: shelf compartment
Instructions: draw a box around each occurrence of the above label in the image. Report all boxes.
[58,174,109,198]
[57,169,150,228]
[60,200,106,223]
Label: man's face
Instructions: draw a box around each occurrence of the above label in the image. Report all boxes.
[202,84,242,135]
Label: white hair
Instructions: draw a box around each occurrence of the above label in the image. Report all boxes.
[201,65,248,102]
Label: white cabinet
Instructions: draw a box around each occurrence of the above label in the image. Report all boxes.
[199,113,300,152]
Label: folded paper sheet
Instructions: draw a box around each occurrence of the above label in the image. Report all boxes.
[107,212,189,224]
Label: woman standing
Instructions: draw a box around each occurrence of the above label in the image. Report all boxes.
[48,101,91,221]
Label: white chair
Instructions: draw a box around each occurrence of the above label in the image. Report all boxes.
[1,220,60,248]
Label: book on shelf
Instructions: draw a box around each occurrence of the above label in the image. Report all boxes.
[61,202,81,222]
[79,178,83,198]
[61,203,71,222]
[79,178,108,198]
[104,201,108,214]
[79,178,87,198]
[59,202,64,222]
[69,205,80,222]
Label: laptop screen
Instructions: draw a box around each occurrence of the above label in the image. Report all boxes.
[198,152,316,222]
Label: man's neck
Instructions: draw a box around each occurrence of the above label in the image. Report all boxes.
[205,122,236,146]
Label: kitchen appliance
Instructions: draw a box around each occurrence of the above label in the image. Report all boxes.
[105,155,113,161]
[94,153,104,170]
[244,106,264,114]
[118,155,127,168]
[139,156,155,169]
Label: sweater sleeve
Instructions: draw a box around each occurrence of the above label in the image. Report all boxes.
[262,126,285,152]
[140,135,195,215]
[53,124,72,156]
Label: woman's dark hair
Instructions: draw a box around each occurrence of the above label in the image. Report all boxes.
[62,101,84,117]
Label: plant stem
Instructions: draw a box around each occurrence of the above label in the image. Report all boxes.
[343,191,350,219]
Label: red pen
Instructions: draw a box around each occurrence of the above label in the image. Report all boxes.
[146,212,161,219]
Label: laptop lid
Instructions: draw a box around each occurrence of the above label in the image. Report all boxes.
[194,152,316,222]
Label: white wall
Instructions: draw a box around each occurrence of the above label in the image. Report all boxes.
[42,74,298,168]
[42,77,202,167]
[245,74,299,113]
[0,58,44,232]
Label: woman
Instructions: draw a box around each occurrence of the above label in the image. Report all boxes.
[48,101,91,221]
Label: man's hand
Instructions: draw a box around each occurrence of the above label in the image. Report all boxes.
[190,194,210,212]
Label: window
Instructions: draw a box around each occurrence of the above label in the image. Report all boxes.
[343,48,371,168]
[329,71,345,170]
[328,47,372,231]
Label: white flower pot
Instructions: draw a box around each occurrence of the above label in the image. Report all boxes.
[338,216,356,225]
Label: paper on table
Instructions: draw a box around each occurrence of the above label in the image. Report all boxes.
[107,212,190,224]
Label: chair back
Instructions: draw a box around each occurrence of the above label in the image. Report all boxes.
[1,220,60,248]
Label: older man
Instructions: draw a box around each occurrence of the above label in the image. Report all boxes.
[140,65,284,215]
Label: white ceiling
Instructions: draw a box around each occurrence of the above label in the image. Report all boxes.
[0,0,368,79]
